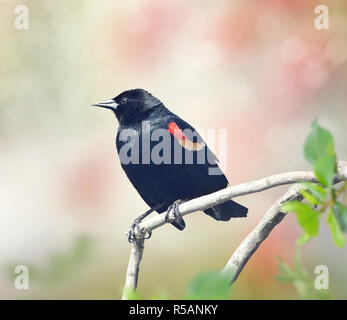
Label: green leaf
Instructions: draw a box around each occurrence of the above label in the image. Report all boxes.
[304,120,336,165]
[276,254,310,299]
[296,233,311,245]
[151,290,169,300]
[282,201,301,212]
[276,259,297,282]
[314,154,336,187]
[123,287,142,300]
[293,280,312,300]
[282,201,320,237]
[300,182,327,202]
[333,202,347,233]
[293,252,309,280]
[277,260,312,299]
[327,209,345,248]
[300,189,320,206]
[276,255,333,300]
[185,271,231,300]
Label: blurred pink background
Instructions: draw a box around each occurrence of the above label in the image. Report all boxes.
[1,0,347,299]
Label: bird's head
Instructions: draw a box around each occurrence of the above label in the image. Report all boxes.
[93,89,162,124]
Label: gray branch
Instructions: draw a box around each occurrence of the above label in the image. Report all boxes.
[221,184,303,283]
[122,161,347,299]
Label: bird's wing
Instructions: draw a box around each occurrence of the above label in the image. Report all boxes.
[167,115,218,161]
[167,115,229,193]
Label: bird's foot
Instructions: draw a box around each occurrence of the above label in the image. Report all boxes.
[165,199,184,227]
[128,217,152,248]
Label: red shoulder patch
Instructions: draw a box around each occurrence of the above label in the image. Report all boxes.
[168,121,205,151]
[168,122,186,140]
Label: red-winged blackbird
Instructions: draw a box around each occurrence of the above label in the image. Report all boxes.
[93,89,247,237]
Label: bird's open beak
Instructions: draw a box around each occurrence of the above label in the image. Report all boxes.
[92,100,118,111]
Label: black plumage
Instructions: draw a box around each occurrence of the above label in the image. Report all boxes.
[94,89,247,231]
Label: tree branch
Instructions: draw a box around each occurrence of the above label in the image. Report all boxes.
[122,161,347,299]
[121,237,144,300]
[221,184,303,283]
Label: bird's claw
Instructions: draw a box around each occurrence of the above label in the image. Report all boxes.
[127,218,152,248]
[165,199,183,224]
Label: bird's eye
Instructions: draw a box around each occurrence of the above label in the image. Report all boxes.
[121,97,128,105]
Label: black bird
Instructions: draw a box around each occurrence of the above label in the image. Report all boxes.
[93,89,247,241]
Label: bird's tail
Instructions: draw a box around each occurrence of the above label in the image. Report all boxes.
[204,200,248,221]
